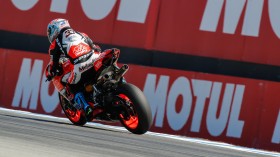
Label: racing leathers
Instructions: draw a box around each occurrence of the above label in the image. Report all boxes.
[46,27,100,113]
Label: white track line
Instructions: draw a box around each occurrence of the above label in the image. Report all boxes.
[0,107,279,157]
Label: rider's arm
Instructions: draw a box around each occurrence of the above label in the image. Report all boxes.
[48,41,62,74]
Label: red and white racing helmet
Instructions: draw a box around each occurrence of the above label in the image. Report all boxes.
[47,18,70,43]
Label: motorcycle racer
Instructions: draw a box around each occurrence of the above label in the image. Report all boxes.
[45,18,101,117]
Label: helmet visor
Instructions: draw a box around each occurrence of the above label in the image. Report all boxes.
[47,27,52,43]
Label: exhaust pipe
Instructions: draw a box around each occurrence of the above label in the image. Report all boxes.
[116,64,129,80]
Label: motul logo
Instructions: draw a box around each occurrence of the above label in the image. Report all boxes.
[143,74,245,138]
[200,0,280,38]
[143,73,280,143]
[12,58,59,113]
[11,0,151,23]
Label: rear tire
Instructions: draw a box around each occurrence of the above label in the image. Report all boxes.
[115,83,152,134]
[59,93,87,126]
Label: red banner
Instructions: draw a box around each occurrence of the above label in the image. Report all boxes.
[0,50,5,100]
[0,0,158,49]
[259,83,280,150]
[0,49,279,152]
[1,1,280,66]
[154,0,280,66]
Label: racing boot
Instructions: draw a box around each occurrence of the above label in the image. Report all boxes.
[74,92,93,118]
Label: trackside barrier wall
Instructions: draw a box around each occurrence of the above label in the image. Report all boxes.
[1,1,280,66]
[0,49,279,152]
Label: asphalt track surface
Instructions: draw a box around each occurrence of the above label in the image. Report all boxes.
[0,108,279,157]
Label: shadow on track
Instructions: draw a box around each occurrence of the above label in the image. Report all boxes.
[0,113,125,134]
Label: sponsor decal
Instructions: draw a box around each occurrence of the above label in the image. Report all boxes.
[79,62,92,72]
[73,52,92,64]
[12,58,59,113]
[144,74,245,138]
[94,60,102,71]
[200,0,280,38]
[64,29,75,38]
[72,43,90,57]
[10,0,151,23]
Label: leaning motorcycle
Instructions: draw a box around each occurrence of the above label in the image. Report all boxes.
[47,48,152,134]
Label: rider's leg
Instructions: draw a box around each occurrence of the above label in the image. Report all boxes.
[68,68,92,116]
[52,75,74,101]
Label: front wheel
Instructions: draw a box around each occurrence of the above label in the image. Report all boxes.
[115,83,152,134]
[59,93,87,126]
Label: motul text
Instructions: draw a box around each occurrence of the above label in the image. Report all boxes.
[11,0,151,23]
[143,74,245,138]
[200,0,280,38]
[12,58,59,113]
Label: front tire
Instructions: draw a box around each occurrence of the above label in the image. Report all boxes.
[115,83,152,134]
[59,93,87,126]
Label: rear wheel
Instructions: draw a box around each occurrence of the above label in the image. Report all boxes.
[59,93,87,126]
[115,83,152,134]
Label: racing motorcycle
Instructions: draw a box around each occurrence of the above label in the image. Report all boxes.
[47,48,152,134]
